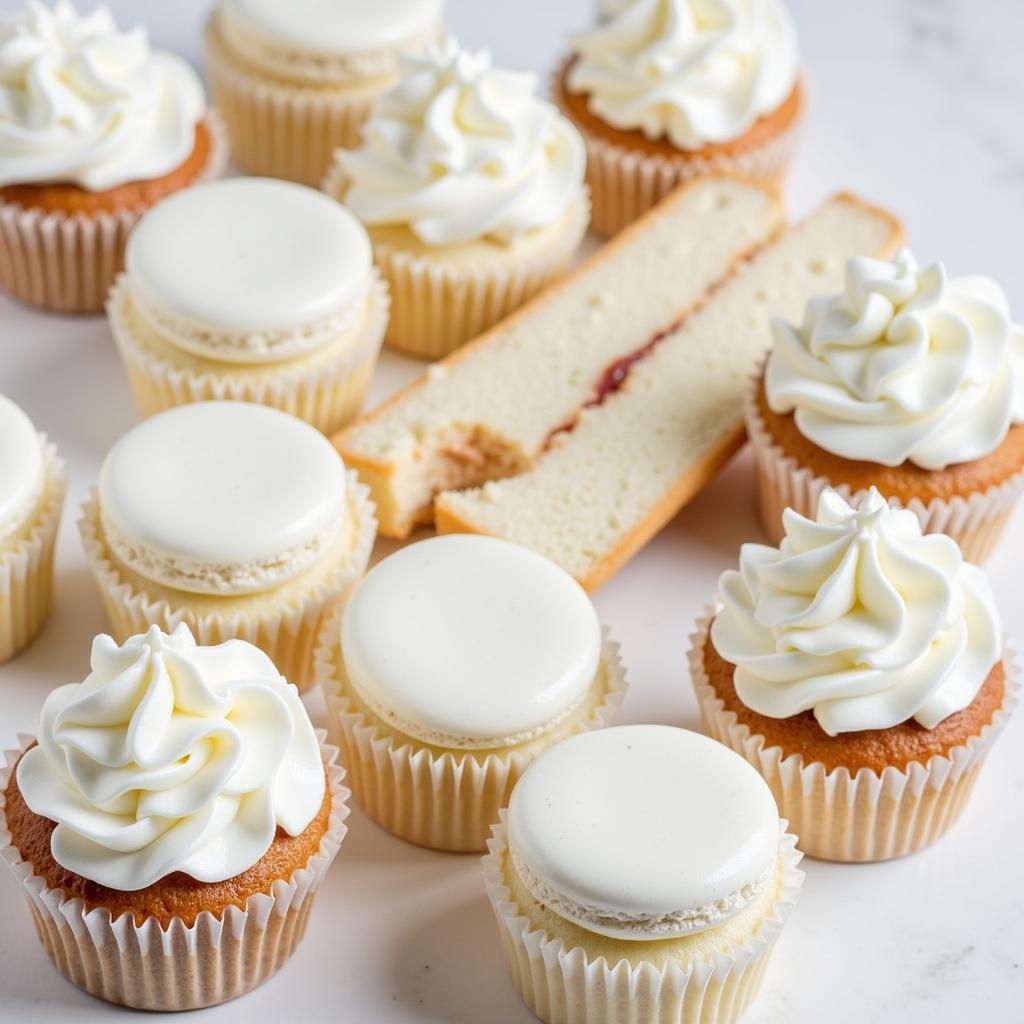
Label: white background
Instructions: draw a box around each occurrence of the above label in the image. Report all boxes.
[1,1,1023,1021]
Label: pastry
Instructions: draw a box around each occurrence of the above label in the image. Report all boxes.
[108,177,388,435]
[748,248,1024,561]
[316,534,626,851]
[554,0,803,234]
[483,725,803,1024]
[323,39,589,358]
[0,1,228,312]
[0,624,349,1009]
[79,401,376,691]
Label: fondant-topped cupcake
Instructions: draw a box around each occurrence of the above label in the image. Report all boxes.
[325,39,588,358]
[748,248,1024,560]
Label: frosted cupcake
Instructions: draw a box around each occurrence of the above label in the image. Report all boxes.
[555,0,802,235]
[206,0,444,185]
[324,39,589,359]
[0,395,66,664]
[749,249,1024,561]
[79,402,376,692]
[692,487,1018,862]
[0,624,349,1010]
[483,725,803,1024]
[316,534,626,851]
[0,1,228,312]
[108,178,388,435]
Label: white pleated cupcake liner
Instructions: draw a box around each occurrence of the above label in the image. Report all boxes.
[205,20,381,186]
[0,112,229,314]
[107,270,389,435]
[688,609,1020,862]
[0,439,66,665]
[316,610,628,852]
[0,730,349,1011]
[744,376,1024,563]
[324,161,590,359]
[78,473,376,692]
[482,813,803,1024]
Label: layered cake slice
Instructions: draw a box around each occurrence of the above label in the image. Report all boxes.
[335,177,783,537]
[435,195,904,590]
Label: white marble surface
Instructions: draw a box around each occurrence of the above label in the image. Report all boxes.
[1,0,1023,1021]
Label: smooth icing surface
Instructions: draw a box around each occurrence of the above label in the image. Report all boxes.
[506,725,779,940]
[0,1,205,190]
[0,394,43,540]
[341,535,602,748]
[16,624,325,890]
[711,488,1002,735]
[568,0,798,150]
[98,402,346,595]
[125,179,372,342]
[767,248,1024,470]
[340,40,585,246]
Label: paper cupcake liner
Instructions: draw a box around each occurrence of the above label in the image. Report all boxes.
[316,611,627,852]
[688,609,1020,862]
[205,20,381,186]
[744,376,1024,563]
[0,113,229,314]
[0,730,350,1011]
[78,473,376,692]
[108,271,389,435]
[324,162,590,359]
[482,813,803,1024]
[0,440,66,666]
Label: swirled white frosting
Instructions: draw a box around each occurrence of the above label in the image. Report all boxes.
[567,0,798,150]
[710,488,1001,735]
[766,249,1024,470]
[0,1,205,190]
[339,39,586,246]
[16,625,325,890]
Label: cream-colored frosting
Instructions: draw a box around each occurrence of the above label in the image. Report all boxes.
[339,39,586,246]
[766,248,1024,470]
[124,178,373,363]
[507,725,779,941]
[98,402,347,596]
[0,1,205,190]
[341,535,602,749]
[16,625,325,891]
[711,488,1002,735]
[0,393,44,542]
[567,0,798,150]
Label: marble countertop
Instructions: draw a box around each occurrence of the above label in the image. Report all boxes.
[1,0,1022,1021]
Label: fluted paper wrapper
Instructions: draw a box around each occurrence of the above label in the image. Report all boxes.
[482,814,803,1024]
[0,113,228,314]
[78,473,376,692]
[745,377,1024,563]
[317,612,627,851]
[108,272,389,435]
[0,731,349,1011]
[0,440,65,665]
[689,610,1020,862]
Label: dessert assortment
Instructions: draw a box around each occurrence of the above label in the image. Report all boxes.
[0,1,1018,1021]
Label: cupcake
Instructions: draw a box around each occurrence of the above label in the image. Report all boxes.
[108,178,388,435]
[749,248,1024,561]
[317,534,626,851]
[692,487,1018,862]
[0,1,228,313]
[0,395,66,664]
[324,39,589,359]
[205,0,445,186]
[555,0,803,235]
[0,624,349,1010]
[79,401,376,692]
[483,725,803,1024]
